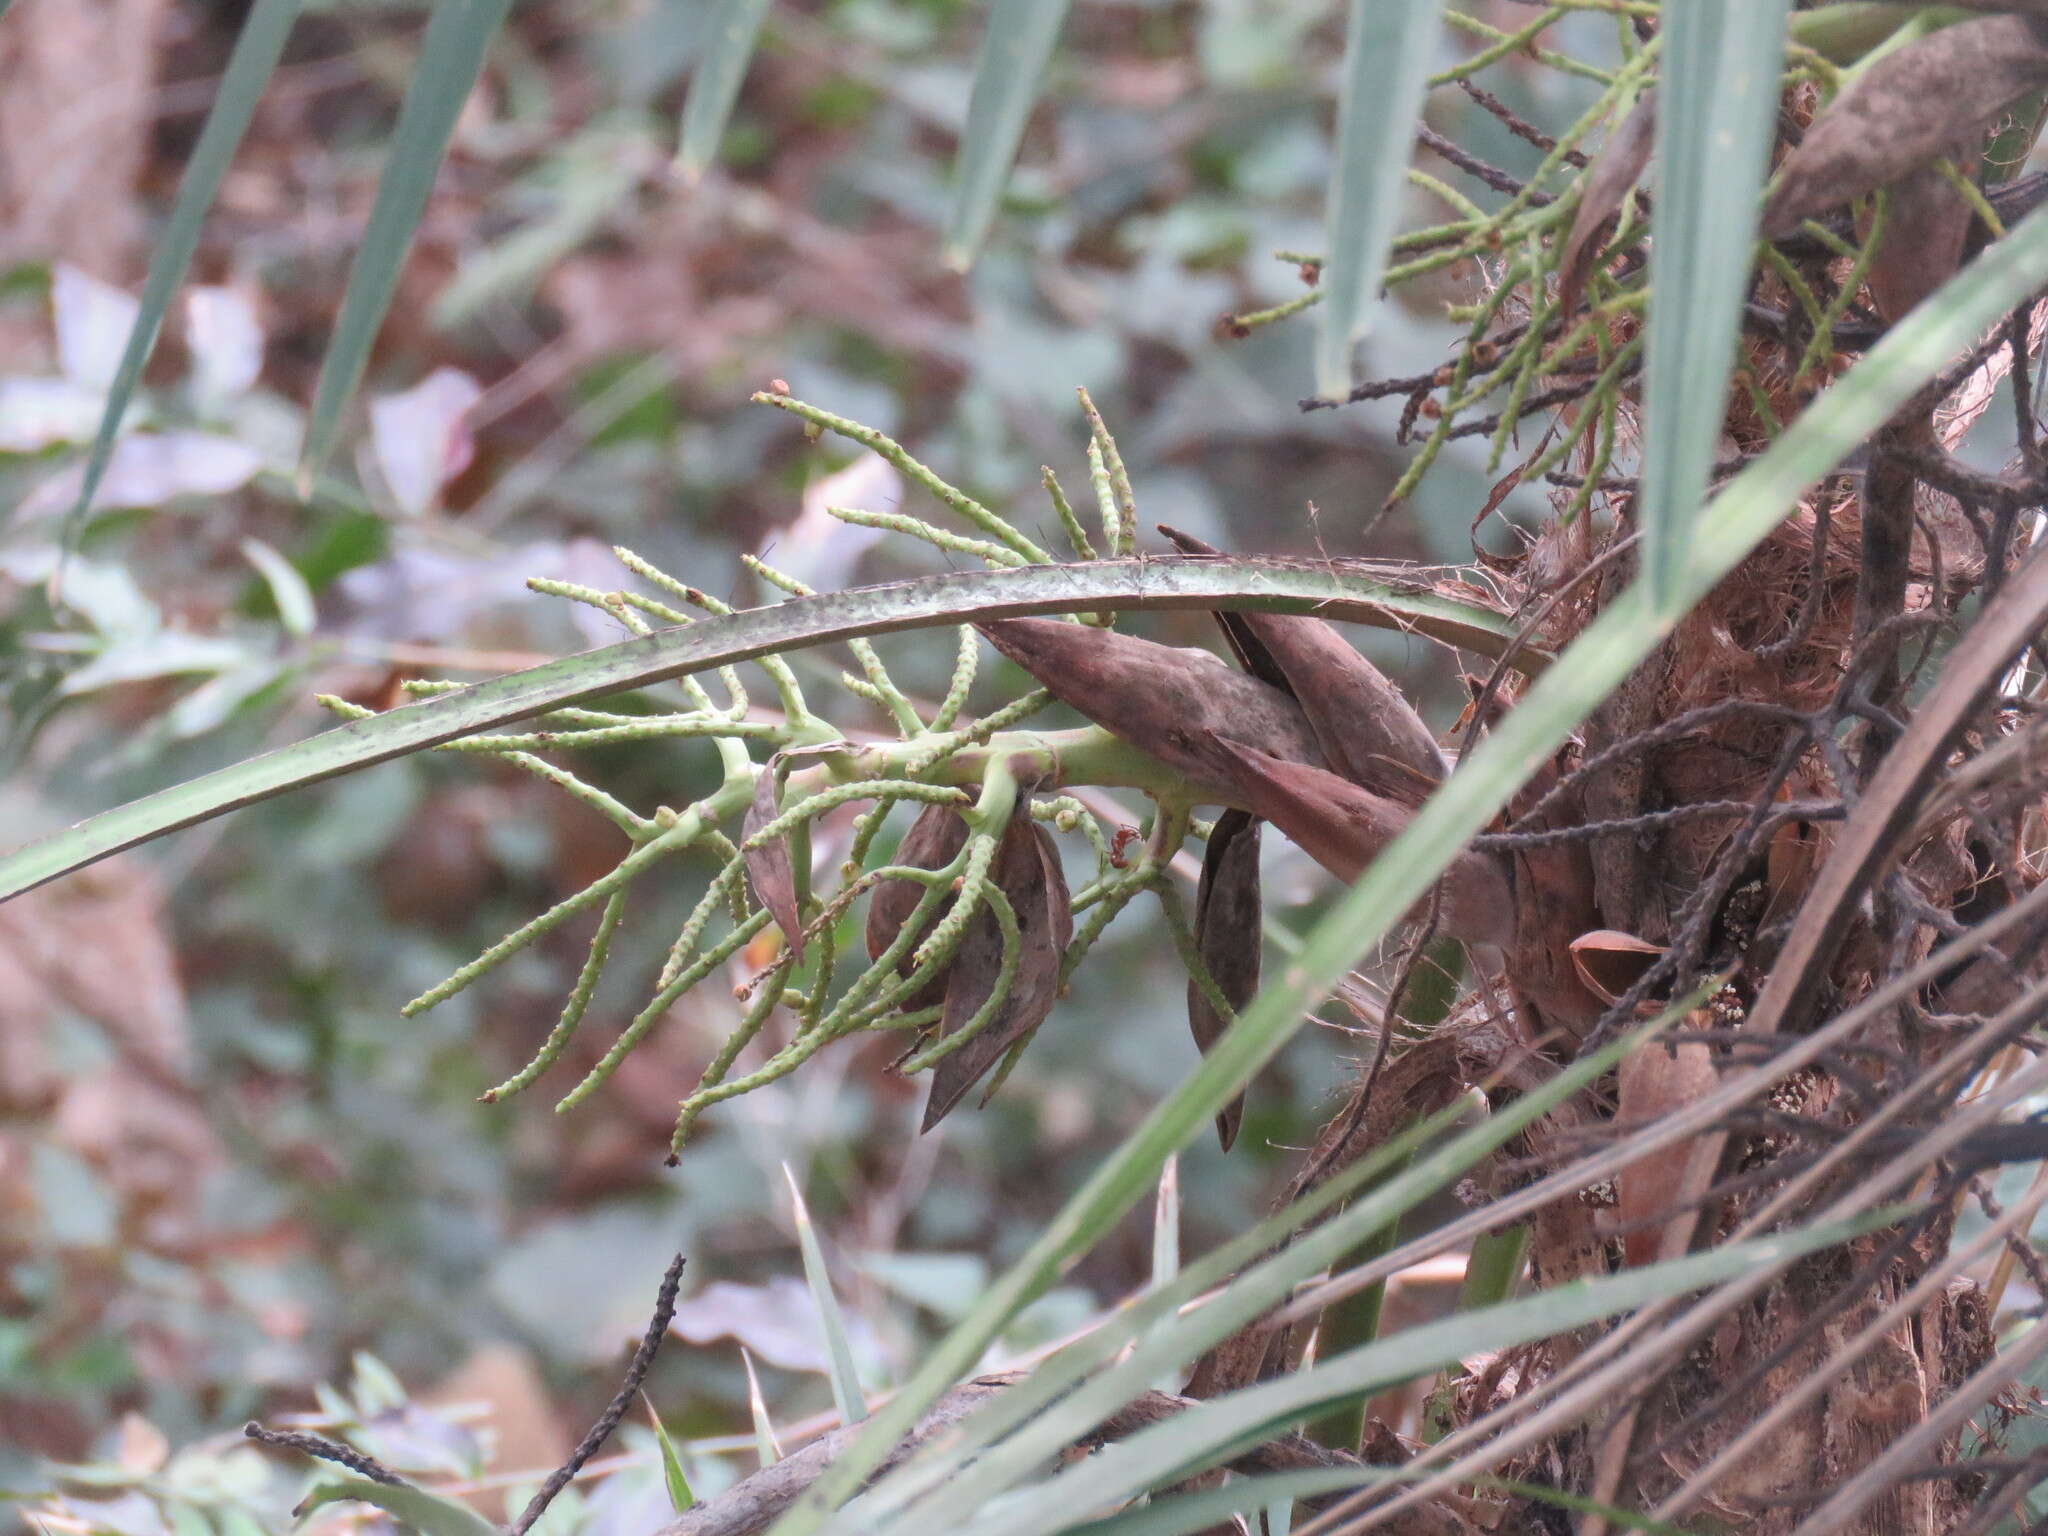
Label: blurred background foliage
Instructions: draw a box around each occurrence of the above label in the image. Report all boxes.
[3,0,1615,1517]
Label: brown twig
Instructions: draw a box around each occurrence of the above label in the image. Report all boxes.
[243,1423,408,1486]
[1474,797,1842,852]
[1456,78,1588,166]
[1417,121,1547,202]
[512,1251,687,1536]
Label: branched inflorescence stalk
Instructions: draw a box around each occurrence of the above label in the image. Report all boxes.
[360,394,1207,1153]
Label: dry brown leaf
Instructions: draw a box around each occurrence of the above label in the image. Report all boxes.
[1156,525,1295,693]
[1567,929,1667,1006]
[1157,525,1446,798]
[1616,1033,1719,1268]
[1865,163,1974,323]
[921,786,1074,1131]
[866,802,972,1014]
[1761,15,2048,238]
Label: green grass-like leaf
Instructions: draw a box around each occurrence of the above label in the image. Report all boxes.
[1637,2,1793,605]
[786,1166,868,1426]
[960,1213,1891,1536]
[0,557,1526,902]
[62,0,302,554]
[646,1395,695,1513]
[1067,1468,1702,1536]
[1150,1155,1178,1289]
[744,1348,785,1467]
[298,0,513,483]
[941,0,1074,269]
[677,0,777,180]
[1312,0,1449,401]
[837,999,1696,1531]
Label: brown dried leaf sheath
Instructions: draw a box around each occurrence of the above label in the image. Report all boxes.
[866,802,971,1014]
[975,618,1329,794]
[922,812,1074,1132]
[1761,15,2048,238]
[742,763,804,958]
[1191,808,1262,1151]
[1615,1033,1718,1268]
[1865,162,1973,322]
[1156,527,1296,694]
[1213,740,1517,951]
[1157,526,1444,797]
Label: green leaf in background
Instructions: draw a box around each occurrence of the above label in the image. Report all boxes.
[1311,0,1449,401]
[1150,1155,1179,1289]
[772,200,2048,1536]
[676,0,777,181]
[298,0,513,484]
[645,1395,695,1514]
[349,1350,407,1415]
[1637,2,1793,608]
[743,1348,785,1467]
[0,558,1526,902]
[940,0,1075,270]
[785,1166,868,1426]
[60,0,302,558]
[293,1479,500,1536]
[239,537,315,638]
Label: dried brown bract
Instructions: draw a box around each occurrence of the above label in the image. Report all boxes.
[1157,526,1446,800]
[742,760,805,958]
[1557,92,1656,321]
[866,801,972,1013]
[1190,807,1263,1150]
[976,617,1329,793]
[1761,15,2048,238]
[1211,740,1516,951]
[920,788,1074,1132]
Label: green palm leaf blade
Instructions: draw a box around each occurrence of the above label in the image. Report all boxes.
[0,559,1523,902]
[940,0,1074,270]
[676,0,776,180]
[1311,0,1449,402]
[61,0,303,556]
[1637,1,1794,608]
[297,0,512,484]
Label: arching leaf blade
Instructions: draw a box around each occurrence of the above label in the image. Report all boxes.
[0,557,1529,902]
